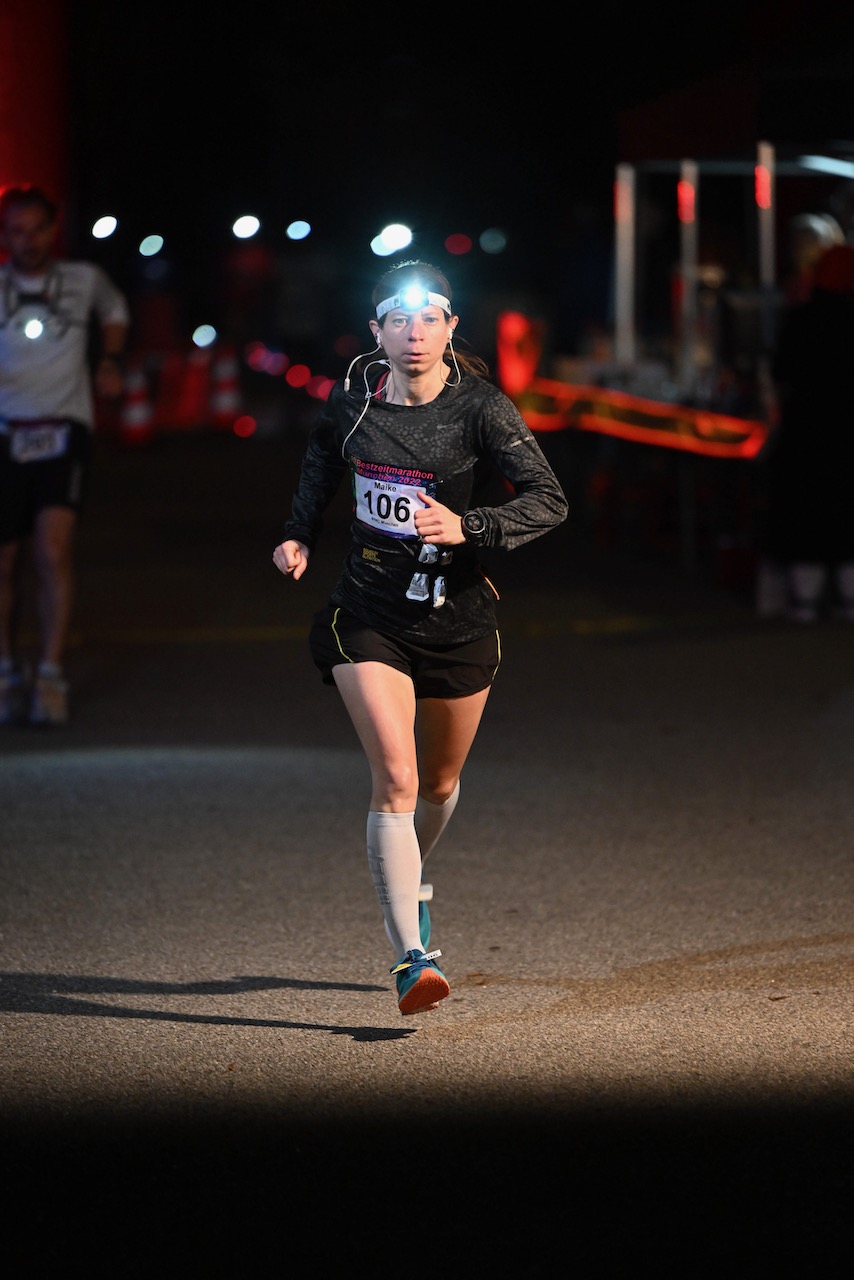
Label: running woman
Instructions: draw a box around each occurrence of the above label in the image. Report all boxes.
[273,260,568,1016]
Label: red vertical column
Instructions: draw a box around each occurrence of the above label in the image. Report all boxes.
[0,0,70,244]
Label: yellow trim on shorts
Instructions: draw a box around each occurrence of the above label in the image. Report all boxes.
[330,606,355,663]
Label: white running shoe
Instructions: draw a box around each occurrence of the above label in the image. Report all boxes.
[29,673,69,725]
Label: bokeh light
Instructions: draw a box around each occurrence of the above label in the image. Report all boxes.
[285,364,311,388]
[444,233,472,255]
[479,227,508,254]
[92,216,117,239]
[192,324,217,348]
[233,215,260,239]
[371,223,412,256]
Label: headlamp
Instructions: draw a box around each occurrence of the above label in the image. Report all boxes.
[376,285,451,319]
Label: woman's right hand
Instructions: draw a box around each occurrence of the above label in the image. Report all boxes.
[273,539,310,581]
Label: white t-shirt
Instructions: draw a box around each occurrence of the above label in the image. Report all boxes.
[0,259,130,429]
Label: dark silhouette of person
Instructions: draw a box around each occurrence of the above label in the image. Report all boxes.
[760,242,854,622]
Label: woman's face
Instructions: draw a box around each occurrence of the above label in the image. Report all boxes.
[371,302,457,374]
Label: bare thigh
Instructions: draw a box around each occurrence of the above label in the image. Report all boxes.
[333,661,491,810]
[333,661,420,810]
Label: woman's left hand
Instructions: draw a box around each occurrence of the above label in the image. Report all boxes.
[414,491,467,546]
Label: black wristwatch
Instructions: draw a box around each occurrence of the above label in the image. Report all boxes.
[461,510,488,546]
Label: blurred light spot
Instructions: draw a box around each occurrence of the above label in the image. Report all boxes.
[233,215,260,239]
[372,223,412,256]
[306,375,334,398]
[445,233,472,255]
[92,216,117,239]
[753,166,771,211]
[480,227,507,254]
[245,342,289,376]
[139,235,164,257]
[24,319,43,339]
[285,364,311,388]
[193,324,217,348]
[233,415,257,437]
[287,220,311,240]
[245,341,268,371]
[677,178,696,222]
[797,154,854,178]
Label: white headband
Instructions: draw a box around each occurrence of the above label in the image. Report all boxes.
[376,287,452,319]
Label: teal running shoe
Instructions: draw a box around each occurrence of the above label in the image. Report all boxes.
[390,948,449,1016]
[418,881,433,949]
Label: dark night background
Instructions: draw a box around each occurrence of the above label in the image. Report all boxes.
[59,1,854,360]
[3,8,854,1273]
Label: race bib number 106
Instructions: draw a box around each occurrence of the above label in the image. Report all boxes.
[352,459,437,539]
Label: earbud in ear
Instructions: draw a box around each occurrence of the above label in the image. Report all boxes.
[376,333,382,345]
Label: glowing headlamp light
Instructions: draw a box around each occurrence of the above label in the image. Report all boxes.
[376,286,451,319]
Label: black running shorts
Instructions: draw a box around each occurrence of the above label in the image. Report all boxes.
[309,604,501,699]
[0,419,92,541]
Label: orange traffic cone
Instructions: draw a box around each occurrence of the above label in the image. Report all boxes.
[209,342,242,431]
[119,358,155,448]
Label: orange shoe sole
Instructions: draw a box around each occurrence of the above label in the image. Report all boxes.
[398,969,450,1016]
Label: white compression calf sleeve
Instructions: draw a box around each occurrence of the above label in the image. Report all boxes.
[415,780,460,866]
[366,811,423,958]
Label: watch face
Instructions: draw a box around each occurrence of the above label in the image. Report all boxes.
[463,511,486,541]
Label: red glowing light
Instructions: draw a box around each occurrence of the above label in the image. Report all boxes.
[754,165,772,209]
[444,233,472,255]
[306,375,334,399]
[233,415,257,438]
[285,364,311,388]
[677,179,695,224]
[244,341,268,371]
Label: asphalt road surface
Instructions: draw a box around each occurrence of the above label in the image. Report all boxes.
[2,425,852,1276]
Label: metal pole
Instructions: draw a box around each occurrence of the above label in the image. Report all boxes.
[614,163,636,367]
[678,159,699,398]
[756,140,777,381]
[677,160,699,572]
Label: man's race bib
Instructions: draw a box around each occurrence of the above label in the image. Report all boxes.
[352,458,437,538]
[10,424,70,464]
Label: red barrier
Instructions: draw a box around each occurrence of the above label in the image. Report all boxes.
[496,310,768,459]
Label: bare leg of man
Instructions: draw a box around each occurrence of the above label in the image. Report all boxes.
[31,505,77,668]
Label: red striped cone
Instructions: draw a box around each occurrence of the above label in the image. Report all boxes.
[209,343,242,431]
[119,358,155,448]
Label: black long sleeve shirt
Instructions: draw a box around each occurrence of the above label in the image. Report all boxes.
[283,373,568,643]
